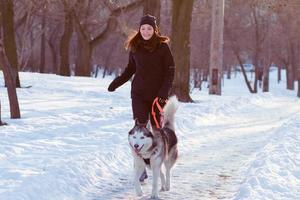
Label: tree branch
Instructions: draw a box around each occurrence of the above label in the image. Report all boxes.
[90,0,145,48]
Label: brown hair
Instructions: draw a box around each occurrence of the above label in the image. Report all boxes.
[125,26,170,52]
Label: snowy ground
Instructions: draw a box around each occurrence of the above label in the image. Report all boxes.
[0,71,299,200]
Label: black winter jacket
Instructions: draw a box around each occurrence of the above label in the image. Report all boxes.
[109,42,175,101]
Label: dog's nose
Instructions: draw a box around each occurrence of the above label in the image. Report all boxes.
[134,144,139,149]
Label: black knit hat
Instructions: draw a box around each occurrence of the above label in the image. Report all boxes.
[140,14,157,29]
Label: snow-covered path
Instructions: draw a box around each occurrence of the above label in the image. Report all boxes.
[0,72,299,200]
[94,92,299,200]
[167,96,299,200]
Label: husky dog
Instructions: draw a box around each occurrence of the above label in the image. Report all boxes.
[128,96,178,199]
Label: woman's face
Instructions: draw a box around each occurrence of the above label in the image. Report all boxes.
[140,24,154,40]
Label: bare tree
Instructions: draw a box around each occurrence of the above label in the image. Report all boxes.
[225,0,277,93]
[295,57,300,96]
[71,0,145,76]
[143,0,160,24]
[58,0,73,76]
[39,4,47,73]
[0,101,7,126]
[0,99,8,125]
[0,40,21,119]
[271,0,300,93]
[190,0,211,90]
[209,0,225,95]
[171,0,194,102]
[0,0,21,87]
[48,24,60,74]
[13,0,47,72]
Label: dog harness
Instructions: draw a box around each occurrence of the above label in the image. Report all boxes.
[151,97,164,129]
[135,146,158,166]
[143,158,150,165]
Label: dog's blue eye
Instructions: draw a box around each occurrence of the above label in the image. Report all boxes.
[133,136,136,139]
[141,136,145,139]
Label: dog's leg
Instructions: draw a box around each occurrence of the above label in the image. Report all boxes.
[151,161,161,199]
[165,158,174,191]
[165,165,171,191]
[160,169,166,191]
[165,157,177,191]
[165,146,178,191]
[134,157,145,196]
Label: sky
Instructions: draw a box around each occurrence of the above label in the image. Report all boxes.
[0,70,299,200]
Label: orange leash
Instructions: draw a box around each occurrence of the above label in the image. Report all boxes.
[151,97,164,128]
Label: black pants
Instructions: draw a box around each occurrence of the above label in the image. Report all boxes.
[131,96,165,128]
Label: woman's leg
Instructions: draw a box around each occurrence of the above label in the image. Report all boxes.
[132,96,150,124]
[131,96,151,182]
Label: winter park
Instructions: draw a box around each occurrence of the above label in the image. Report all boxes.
[0,1,300,200]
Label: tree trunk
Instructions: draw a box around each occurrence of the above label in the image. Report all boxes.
[296,78,300,97]
[193,68,202,89]
[70,0,143,77]
[102,38,119,78]
[48,36,58,74]
[286,45,295,91]
[227,26,254,93]
[143,0,161,24]
[0,101,1,125]
[286,64,294,90]
[0,42,21,119]
[72,1,92,77]
[209,0,225,95]
[226,66,231,79]
[277,65,281,83]
[171,0,194,102]
[252,8,264,93]
[203,68,209,82]
[0,101,7,125]
[75,35,91,76]
[0,0,21,87]
[253,55,262,93]
[59,9,73,76]
[263,42,271,92]
[39,11,46,73]
[236,52,255,93]
[286,42,296,90]
[262,65,270,92]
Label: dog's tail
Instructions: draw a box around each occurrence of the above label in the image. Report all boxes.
[163,96,179,131]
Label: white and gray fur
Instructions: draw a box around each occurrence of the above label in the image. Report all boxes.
[128,96,179,199]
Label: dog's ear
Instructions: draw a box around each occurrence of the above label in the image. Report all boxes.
[144,129,154,138]
[134,118,138,125]
[128,126,134,135]
[128,130,134,135]
[151,127,160,136]
[135,119,148,127]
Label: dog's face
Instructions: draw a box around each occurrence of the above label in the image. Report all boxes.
[128,124,153,155]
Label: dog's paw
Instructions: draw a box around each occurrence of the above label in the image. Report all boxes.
[136,193,143,197]
[136,191,143,197]
[150,194,159,199]
[140,181,147,186]
[135,189,144,197]
[160,186,166,192]
[165,183,170,191]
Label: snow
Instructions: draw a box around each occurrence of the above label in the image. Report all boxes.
[0,71,299,200]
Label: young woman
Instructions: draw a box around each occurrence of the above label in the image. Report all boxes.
[108,14,175,128]
[108,14,175,180]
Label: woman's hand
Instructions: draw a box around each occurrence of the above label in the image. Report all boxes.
[107,82,116,92]
[157,97,166,104]
[107,77,121,92]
